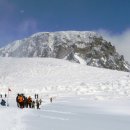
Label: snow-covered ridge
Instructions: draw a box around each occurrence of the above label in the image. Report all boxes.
[0,31,129,72]
[0,31,99,56]
[0,57,130,99]
[30,31,99,38]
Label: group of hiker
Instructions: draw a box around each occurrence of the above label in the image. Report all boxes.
[16,93,42,109]
[0,93,54,108]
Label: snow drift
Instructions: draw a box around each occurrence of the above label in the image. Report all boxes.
[0,57,130,99]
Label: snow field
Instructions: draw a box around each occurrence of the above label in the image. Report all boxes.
[0,57,130,130]
[1,96,130,130]
[0,57,130,99]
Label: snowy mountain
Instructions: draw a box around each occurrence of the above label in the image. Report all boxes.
[0,31,129,72]
[0,57,130,98]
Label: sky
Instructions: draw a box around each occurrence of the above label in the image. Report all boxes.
[0,0,130,61]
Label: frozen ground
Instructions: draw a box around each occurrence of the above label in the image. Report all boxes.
[0,57,130,130]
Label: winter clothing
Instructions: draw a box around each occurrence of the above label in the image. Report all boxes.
[24,97,28,108]
[28,96,32,108]
[36,100,40,109]
[37,94,38,99]
[35,94,37,99]
[39,99,42,105]
[32,101,35,108]
[1,99,6,106]
[50,97,53,103]
[5,94,7,98]
[18,95,24,108]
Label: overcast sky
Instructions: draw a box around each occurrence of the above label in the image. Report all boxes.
[0,0,130,61]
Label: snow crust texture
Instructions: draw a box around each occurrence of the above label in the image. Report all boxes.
[0,58,130,99]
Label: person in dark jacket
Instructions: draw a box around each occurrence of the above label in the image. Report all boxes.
[50,97,53,103]
[36,94,39,99]
[36,99,40,109]
[1,99,6,106]
[22,94,26,108]
[34,94,37,99]
[5,94,7,98]
[24,97,28,108]
[39,99,42,105]
[32,101,35,108]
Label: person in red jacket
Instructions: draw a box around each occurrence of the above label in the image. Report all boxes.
[18,95,24,108]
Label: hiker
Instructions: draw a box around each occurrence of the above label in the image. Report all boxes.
[39,99,42,105]
[35,94,37,99]
[1,99,6,106]
[5,94,7,98]
[50,97,53,103]
[22,94,26,108]
[36,99,40,109]
[32,101,35,108]
[18,94,24,108]
[36,94,38,99]
[24,97,28,108]
[28,96,32,108]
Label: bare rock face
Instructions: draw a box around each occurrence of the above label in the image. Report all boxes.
[0,31,129,72]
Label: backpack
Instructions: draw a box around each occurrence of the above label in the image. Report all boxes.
[1,99,6,106]
[28,97,32,103]
[18,96,24,103]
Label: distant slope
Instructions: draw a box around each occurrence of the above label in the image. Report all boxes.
[0,31,129,72]
[0,57,130,98]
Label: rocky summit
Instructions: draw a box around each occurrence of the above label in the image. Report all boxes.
[0,31,129,72]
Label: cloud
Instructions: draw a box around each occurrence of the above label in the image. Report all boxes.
[98,29,130,63]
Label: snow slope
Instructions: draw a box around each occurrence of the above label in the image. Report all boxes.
[0,57,130,99]
[0,57,130,130]
[1,96,130,130]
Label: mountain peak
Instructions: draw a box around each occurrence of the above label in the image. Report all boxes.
[0,31,129,72]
